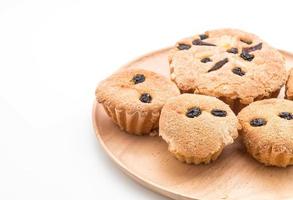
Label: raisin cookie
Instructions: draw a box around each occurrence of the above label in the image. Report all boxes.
[286,68,293,100]
[169,28,287,113]
[96,68,180,135]
[238,99,293,167]
[159,94,240,164]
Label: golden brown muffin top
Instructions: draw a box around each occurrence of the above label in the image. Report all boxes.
[159,94,240,158]
[238,99,293,157]
[169,28,287,104]
[96,68,180,113]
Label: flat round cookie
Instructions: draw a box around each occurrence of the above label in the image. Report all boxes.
[238,98,293,167]
[169,29,287,112]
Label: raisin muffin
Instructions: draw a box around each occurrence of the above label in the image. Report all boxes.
[286,68,293,100]
[96,68,180,135]
[238,99,293,167]
[169,28,287,113]
[159,94,240,164]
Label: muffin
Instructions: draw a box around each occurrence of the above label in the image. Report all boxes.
[285,68,293,100]
[238,99,293,167]
[95,68,180,135]
[169,28,287,113]
[159,94,240,164]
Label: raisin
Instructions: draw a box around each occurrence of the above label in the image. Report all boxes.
[199,34,208,40]
[279,112,293,120]
[250,118,267,127]
[177,43,191,50]
[240,51,254,61]
[192,39,216,46]
[208,58,228,72]
[240,38,252,45]
[232,67,245,76]
[132,74,145,84]
[227,48,238,54]
[242,43,263,53]
[186,107,201,118]
[139,93,152,103]
[211,109,227,117]
[201,57,212,63]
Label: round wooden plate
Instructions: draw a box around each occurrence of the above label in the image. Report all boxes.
[92,48,293,200]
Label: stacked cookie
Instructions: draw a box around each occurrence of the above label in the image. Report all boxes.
[96,29,293,167]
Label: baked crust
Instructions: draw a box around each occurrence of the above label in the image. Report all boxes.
[238,98,293,167]
[286,68,293,100]
[169,29,287,109]
[96,68,180,135]
[159,94,240,164]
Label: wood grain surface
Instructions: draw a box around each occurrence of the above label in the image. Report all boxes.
[92,48,293,200]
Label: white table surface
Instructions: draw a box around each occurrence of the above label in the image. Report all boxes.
[0,0,292,199]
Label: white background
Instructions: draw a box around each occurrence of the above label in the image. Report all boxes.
[0,0,292,199]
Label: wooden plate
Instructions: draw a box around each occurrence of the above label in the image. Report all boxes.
[92,48,293,200]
